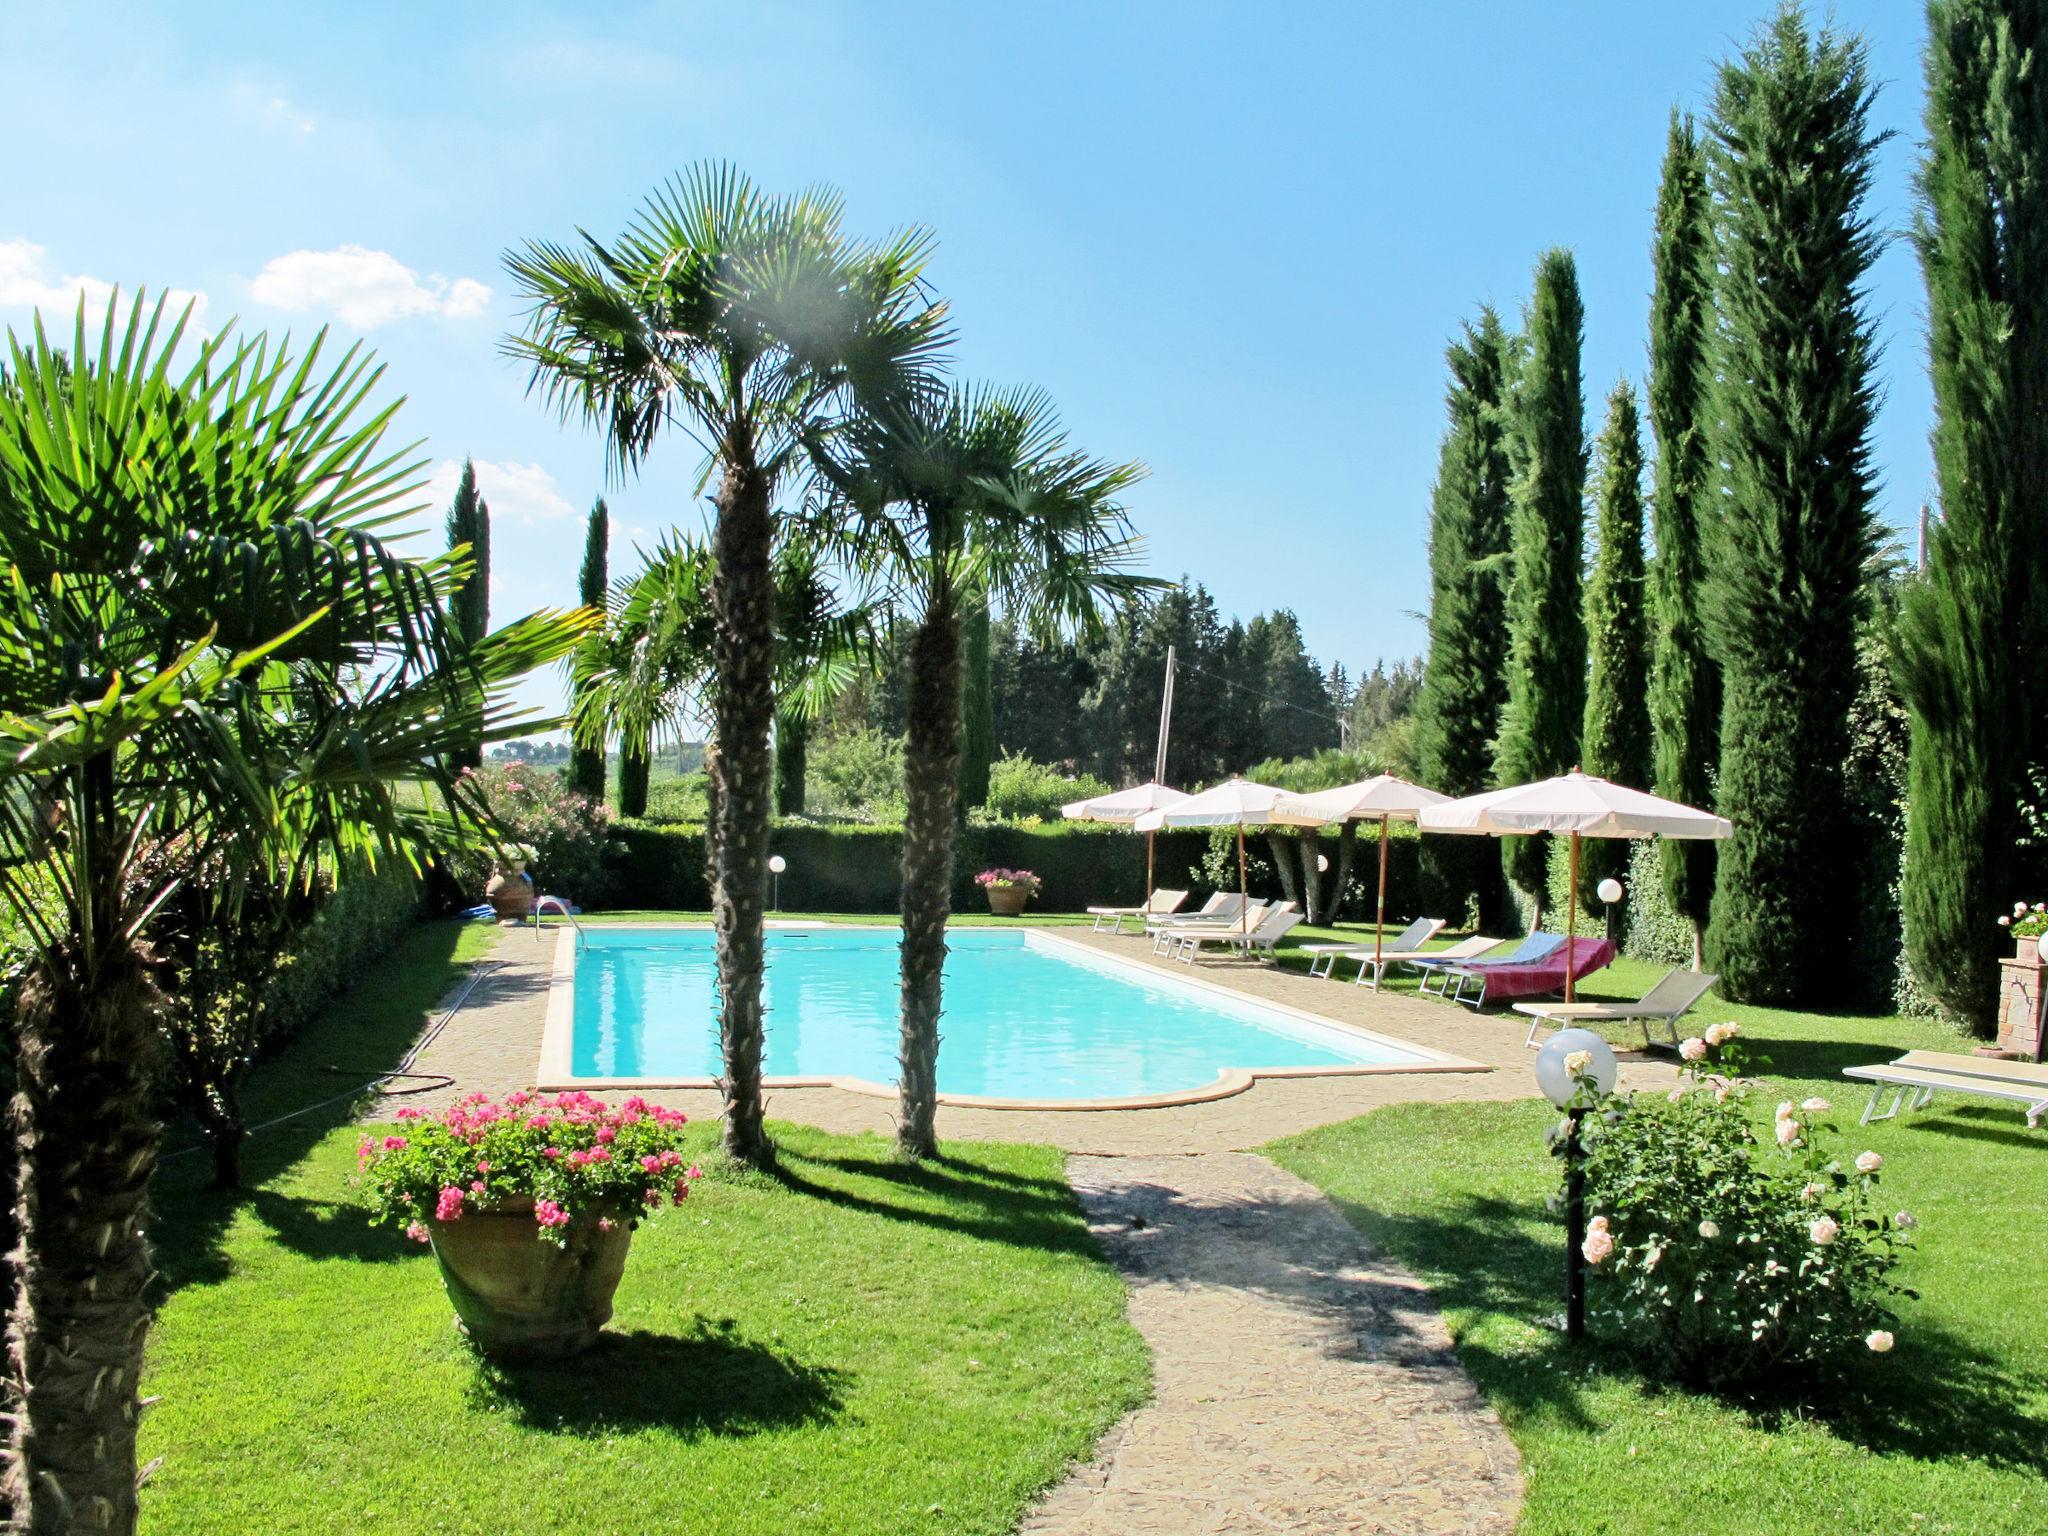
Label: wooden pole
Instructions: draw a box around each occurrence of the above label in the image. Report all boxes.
[1146,828,1155,905]
[1237,824,1249,932]
[1373,815,1391,969]
[1566,831,1582,1003]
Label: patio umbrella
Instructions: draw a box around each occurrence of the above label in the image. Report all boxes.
[1270,774,1451,972]
[1418,769,1732,1000]
[1134,779,1286,932]
[1061,781,1189,903]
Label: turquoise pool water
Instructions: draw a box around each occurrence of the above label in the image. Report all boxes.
[570,927,1425,1101]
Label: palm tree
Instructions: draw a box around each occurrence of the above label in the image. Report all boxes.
[822,386,1147,1158]
[0,301,589,1533]
[507,164,948,1166]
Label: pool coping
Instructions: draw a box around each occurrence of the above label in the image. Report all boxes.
[536,922,1492,1112]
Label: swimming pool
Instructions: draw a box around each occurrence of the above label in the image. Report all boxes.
[549,926,1456,1105]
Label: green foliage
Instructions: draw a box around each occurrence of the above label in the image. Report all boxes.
[1896,0,2048,1033]
[1649,110,1722,942]
[566,497,609,801]
[1705,8,1884,1003]
[1414,311,1516,924]
[255,870,423,1040]
[444,762,614,903]
[1246,746,1383,793]
[617,747,650,819]
[981,752,1109,822]
[958,599,996,811]
[642,771,711,824]
[808,726,907,822]
[445,458,491,648]
[1581,381,1651,906]
[1621,839,1697,967]
[1579,1033,1916,1389]
[1497,251,1588,909]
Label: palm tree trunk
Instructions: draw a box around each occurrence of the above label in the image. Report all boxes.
[6,948,164,1535]
[1329,821,1360,922]
[1266,831,1301,909]
[708,457,777,1168]
[898,603,965,1161]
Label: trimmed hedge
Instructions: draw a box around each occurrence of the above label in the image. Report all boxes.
[604,820,1429,921]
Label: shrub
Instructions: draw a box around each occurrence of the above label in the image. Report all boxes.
[444,763,613,904]
[808,726,906,822]
[983,753,1110,822]
[360,1090,704,1245]
[1576,1029,1916,1387]
[641,772,710,824]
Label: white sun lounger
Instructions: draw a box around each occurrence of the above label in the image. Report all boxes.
[1170,903,1301,965]
[1844,1050,2048,1128]
[1511,969,1719,1050]
[1089,887,1190,934]
[1297,918,1445,980]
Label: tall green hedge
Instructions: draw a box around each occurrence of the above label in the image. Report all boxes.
[603,820,1430,921]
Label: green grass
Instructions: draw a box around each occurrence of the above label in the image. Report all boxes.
[142,922,1147,1536]
[1267,961,2048,1535]
[548,909,1093,927]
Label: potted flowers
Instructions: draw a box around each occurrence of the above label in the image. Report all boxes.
[360,1090,702,1358]
[975,867,1042,916]
[1998,900,2048,966]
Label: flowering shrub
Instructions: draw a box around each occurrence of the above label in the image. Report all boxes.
[974,867,1042,894]
[445,763,612,903]
[1997,900,2048,940]
[1573,1027,1917,1387]
[360,1090,703,1246]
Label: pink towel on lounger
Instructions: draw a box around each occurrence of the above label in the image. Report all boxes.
[1463,937,1616,1002]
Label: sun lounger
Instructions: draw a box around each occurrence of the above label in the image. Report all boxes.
[1415,931,1566,999]
[1346,933,1505,990]
[1298,918,1445,980]
[1089,887,1190,934]
[1844,1050,2048,1128]
[1149,898,1266,955]
[1444,936,1615,1009]
[1510,969,1719,1049]
[1171,903,1301,965]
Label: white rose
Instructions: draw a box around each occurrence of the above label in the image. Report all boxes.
[1865,1329,1894,1353]
[1679,1037,1707,1063]
[1704,1022,1740,1047]
[1801,1180,1825,1201]
[1809,1216,1840,1246]
[1855,1151,1883,1174]
[1582,1228,1615,1265]
[1801,1097,1831,1113]
[1698,1219,1720,1239]
[1776,1101,1796,1121]
[1894,1210,1917,1230]
[1776,1119,1802,1147]
[1564,1048,1592,1076]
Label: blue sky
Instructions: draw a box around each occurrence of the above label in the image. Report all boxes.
[6,1,1932,726]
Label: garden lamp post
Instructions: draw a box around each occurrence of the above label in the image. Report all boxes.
[1597,876,1623,944]
[769,854,787,914]
[1535,1027,1618,1340]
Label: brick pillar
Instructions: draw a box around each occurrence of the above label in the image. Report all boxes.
[1996,953,2047,1060]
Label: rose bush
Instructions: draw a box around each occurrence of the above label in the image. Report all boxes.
[443,763,613,905]
[360,1090,703,1246]
[1572,1027,1917,1387]
[1997,899,2048,940]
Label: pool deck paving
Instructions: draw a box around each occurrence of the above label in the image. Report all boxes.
[382,921,1682,1535]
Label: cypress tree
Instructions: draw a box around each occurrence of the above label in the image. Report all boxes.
[1496,250,1588,925]
[957,597,995,814]
[1705,7,1884,1003]
[1581,380,1650,904]
[1898,0,2048,1030]
[1648,110,1721,969]
[1413,310,1515,921]
[566,496,609,801]
[618,746,650,818]
[444,459,491,768]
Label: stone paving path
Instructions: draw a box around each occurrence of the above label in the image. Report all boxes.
[1021,1153,1521,1536]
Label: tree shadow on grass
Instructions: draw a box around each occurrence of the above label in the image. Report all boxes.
[1323,1188,2048,1477]
[767,1145,1096,1257]
[469,1318,844,1439]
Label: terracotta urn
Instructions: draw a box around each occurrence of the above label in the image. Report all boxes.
[484,864,534,921]
[428,1199,633,1358]
[985,884,1030,916]
[2019,934,2041,968]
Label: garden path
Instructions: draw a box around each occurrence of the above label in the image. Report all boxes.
[1020,1151,1521,1535]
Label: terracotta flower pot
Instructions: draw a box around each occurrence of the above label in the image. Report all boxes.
[985,884,1030,916]
[428,1200,633,1358]
[484,867,534,921]
[2020,934,2041,968]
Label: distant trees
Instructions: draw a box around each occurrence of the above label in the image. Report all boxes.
[445,458,493,768]
[1580,380,1651,903]
[957,598,996,814]
[567,497,609,802]
[1896,0,2048,1032]
[1496,250,1588,926]
[1647,110,1721,970]
[1704,9,1884,1003]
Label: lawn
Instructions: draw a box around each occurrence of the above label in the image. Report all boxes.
[1267,955,2048,1536]
[142,922,1147,1536]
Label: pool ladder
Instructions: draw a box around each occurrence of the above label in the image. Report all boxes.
[533,896,588,951]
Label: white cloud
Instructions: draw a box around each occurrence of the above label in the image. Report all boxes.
[0,237,209,334]
[424,458,575,528]
[249,245,492,329]
[228,78,316,136]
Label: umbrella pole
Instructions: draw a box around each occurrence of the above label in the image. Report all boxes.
[1146,828,1155,905]
[1238,824,1249,932]
[1374,815,1390,970]
[1566,831,1581,1003]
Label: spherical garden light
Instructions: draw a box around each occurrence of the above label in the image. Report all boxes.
[1534,1027,1618,1341]
[769,854,787,913]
